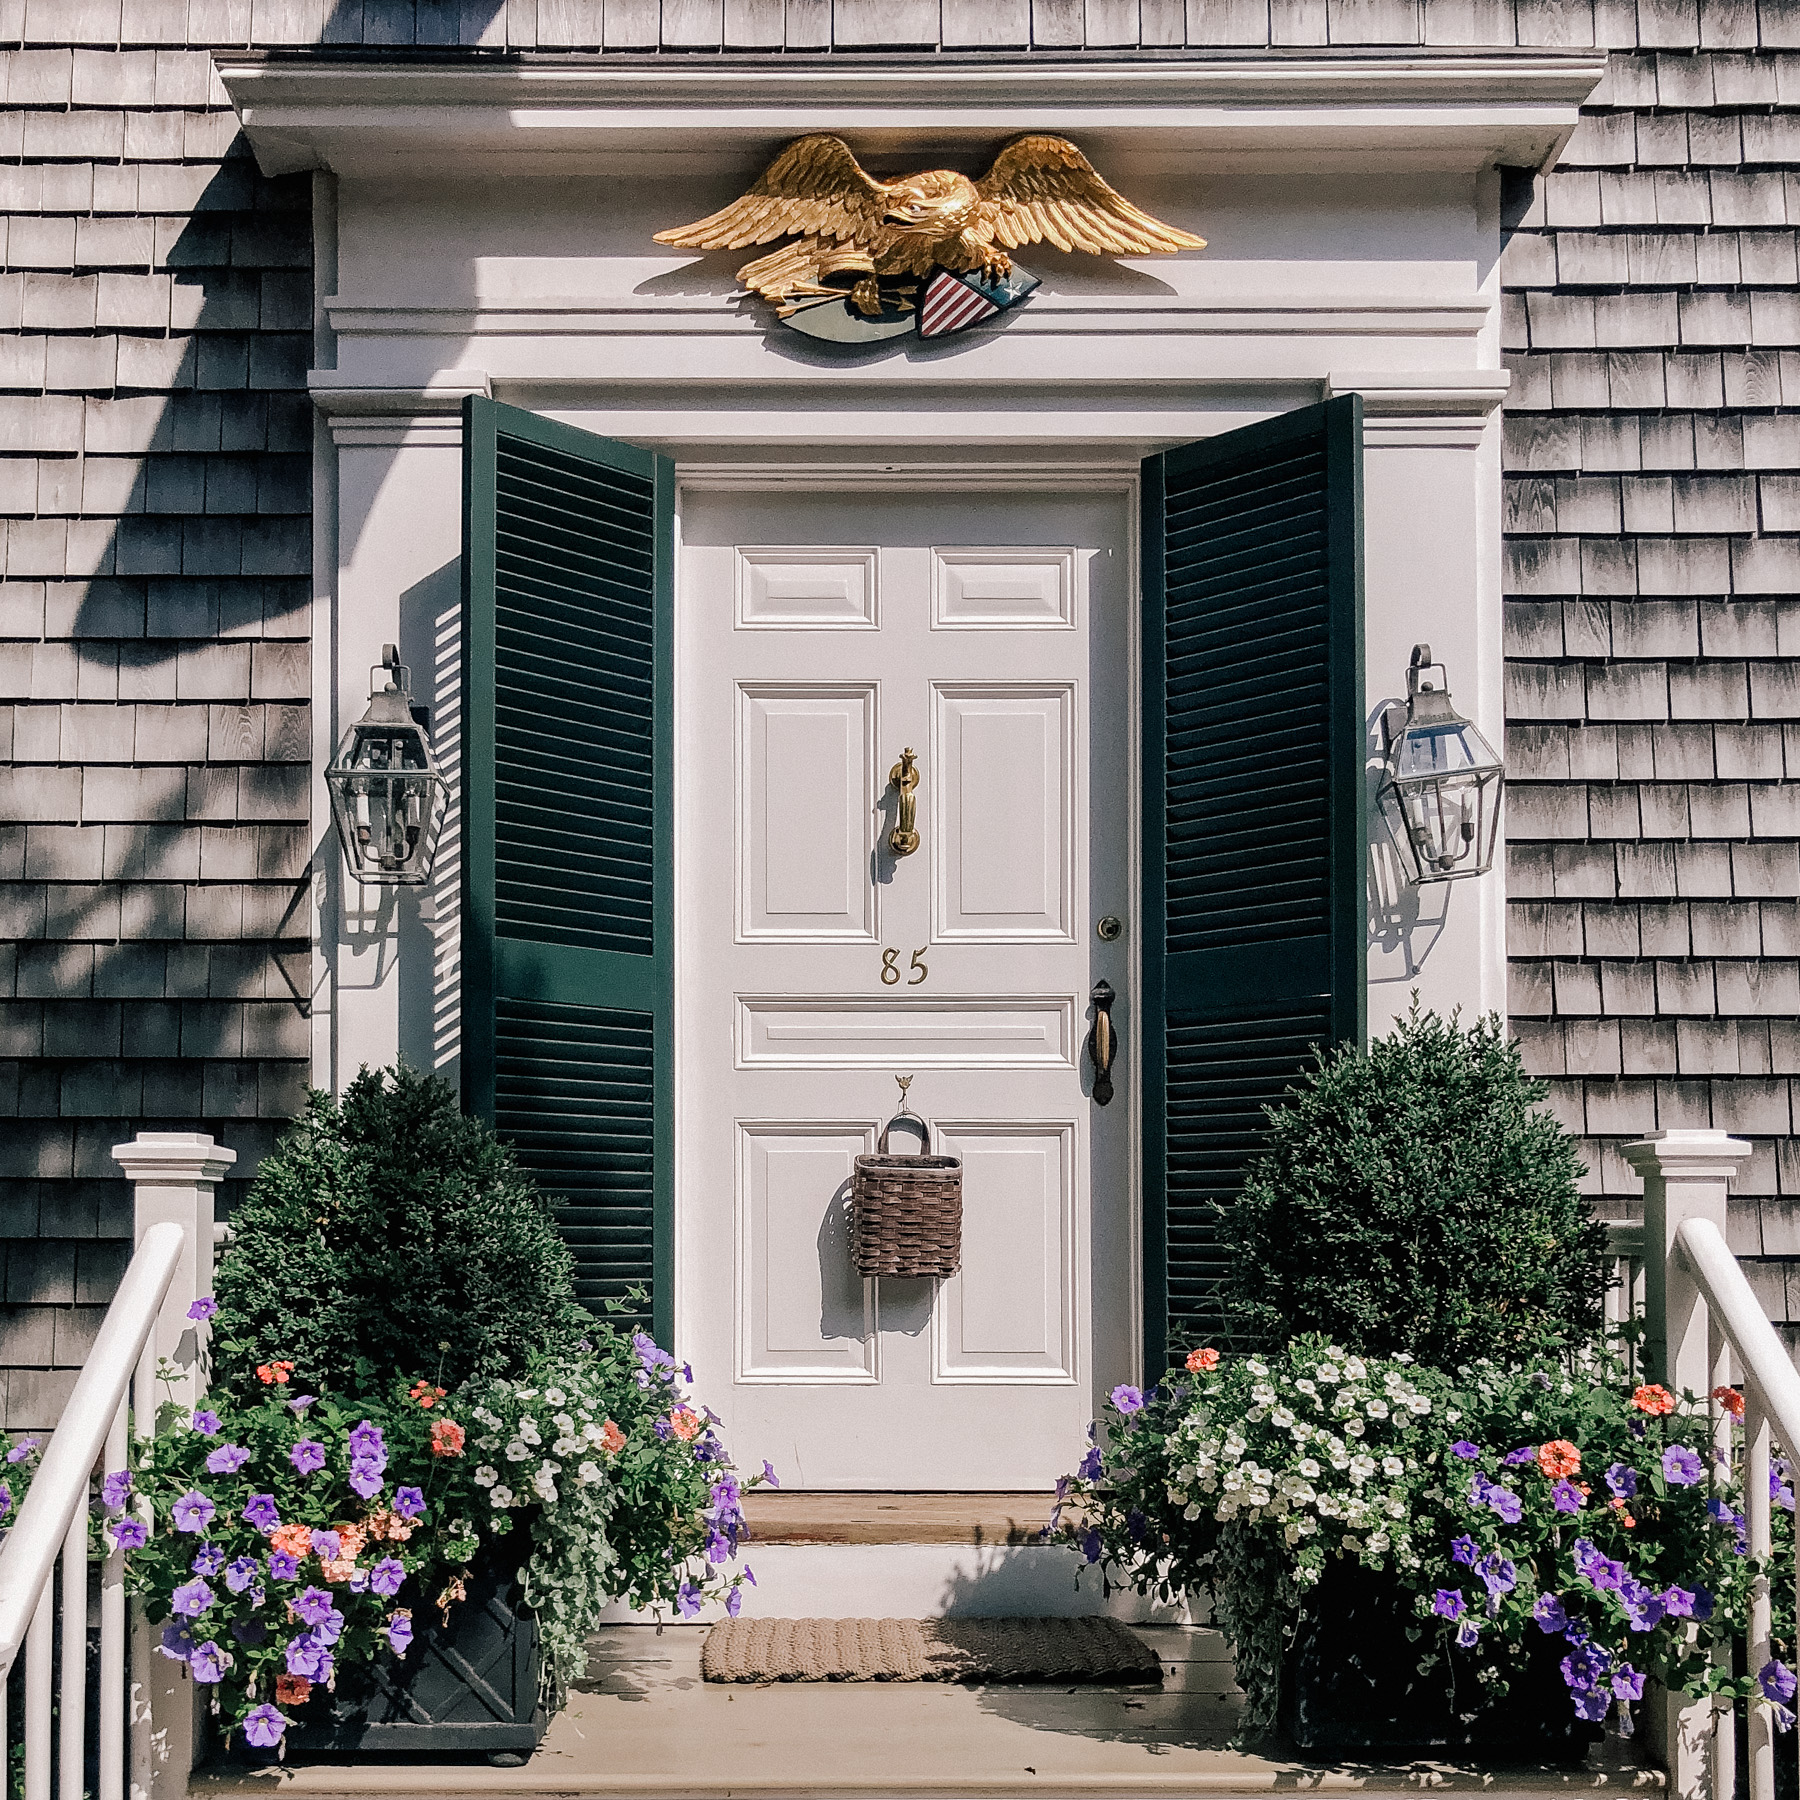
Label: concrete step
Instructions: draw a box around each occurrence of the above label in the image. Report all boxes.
[191,1626,1665,1800]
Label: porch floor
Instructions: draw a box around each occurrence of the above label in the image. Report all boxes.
[194,1626,1663,1799]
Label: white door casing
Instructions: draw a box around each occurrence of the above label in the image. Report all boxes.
[677,483,1135,1491]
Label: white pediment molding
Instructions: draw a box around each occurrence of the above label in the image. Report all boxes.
[217,49,1605,180]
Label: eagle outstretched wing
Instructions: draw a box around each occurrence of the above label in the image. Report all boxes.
[653,135,892,252]
[973,135,1206,256]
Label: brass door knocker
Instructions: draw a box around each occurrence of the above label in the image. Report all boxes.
[1087,979,1117,1106]
[888,748,921,857]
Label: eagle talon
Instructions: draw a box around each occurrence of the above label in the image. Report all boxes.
[850,277,885,317]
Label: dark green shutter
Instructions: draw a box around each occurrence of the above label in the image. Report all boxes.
[462,396,674,1345]
[1141,396,1366,1370]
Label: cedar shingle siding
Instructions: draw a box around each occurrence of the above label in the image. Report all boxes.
[2,0,1797,1422]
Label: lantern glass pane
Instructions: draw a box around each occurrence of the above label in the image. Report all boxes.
[326,719,446,885]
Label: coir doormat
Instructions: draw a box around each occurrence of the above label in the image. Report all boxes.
[699,1616,1164,1685]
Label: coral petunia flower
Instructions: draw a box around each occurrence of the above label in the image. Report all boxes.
[274,1674,312,1706]
[668,1408,702,1442]
[270,1522,314,1559]
[1712,1386,1746,1421]
[1538,1440,1582,1480]
[1632,1384,1676,1416]
[1186,1347,1221,1373]
[600,1419,626,1455]
[430,1419,466,1458]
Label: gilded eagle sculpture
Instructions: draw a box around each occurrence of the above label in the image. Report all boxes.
[654,134,1206,344]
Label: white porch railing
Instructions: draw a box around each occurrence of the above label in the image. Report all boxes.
[1624,1128,1800,1800]
[0,1134,233,1800]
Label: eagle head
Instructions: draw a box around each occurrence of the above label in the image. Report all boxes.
[882,169,980,236]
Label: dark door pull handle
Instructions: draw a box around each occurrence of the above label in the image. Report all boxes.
[1087,979,1117,1107]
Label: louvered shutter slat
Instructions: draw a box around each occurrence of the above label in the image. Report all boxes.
[1142,397,1365,1368]
[464,398,674,1342]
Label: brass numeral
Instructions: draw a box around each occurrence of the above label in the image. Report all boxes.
[878,947,930,987]
[908,948,929,986]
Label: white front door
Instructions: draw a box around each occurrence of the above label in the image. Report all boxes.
[676,482,1134,1491]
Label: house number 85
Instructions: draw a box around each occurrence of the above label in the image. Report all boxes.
[881,947,928,986]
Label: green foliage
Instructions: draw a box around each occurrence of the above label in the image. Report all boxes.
[1058,1340,1782,1745]
[1218,1004,1606,1366]
[211,1065,590,1403]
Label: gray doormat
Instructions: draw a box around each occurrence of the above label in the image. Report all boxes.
[699,1616,1164,1684]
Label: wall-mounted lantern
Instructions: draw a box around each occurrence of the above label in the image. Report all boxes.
[325,645,447,887]
[1378,643,1504,885]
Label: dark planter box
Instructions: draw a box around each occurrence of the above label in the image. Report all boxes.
[1280,1561,1602,1761]
[284,1543,547,1759]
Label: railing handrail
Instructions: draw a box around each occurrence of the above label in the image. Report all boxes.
[0,1220,185,1682]
[1676,1215,1800,1463]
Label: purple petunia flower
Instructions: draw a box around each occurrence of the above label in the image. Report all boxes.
[761,1460,780,1489]
[1451,1534,1478,1566]
[348,1420,386,1459]
[726,1586,743,1618]
[7,1438,41,1464]
[310,1529,340,1560]
[1606,1463,1639,1499]
[386,1613,413,1656]
[394,1486,425,1520]
[101,1469,132,1511]
[369,1558,406,1599]
[231,1616,268,1647]
[1663,1445,1703,1487]
[289,1439,326,1476]
[1,1484,14,1520]
[268,1550,300,1581]
[1574,1538,1625,1592]
[288,1396,316,1414]
[1551,1479,1585,1515]
[1077,1446,1104,1482]
[191,1544,225,1577]
[1491,1488,1523,1524]
[171,1578,213,1619]
[292,1587,337,1627]
[1449,1441,1480,1461]
[348,1461,385,1501]
[1502,1446,1536,1466]
[1534,1593,1570,1633]
[110,1515,149,1551]
[1763,1661,1799,1704]
[241,1706,286,1749]
[205,1443,250,1476]
[159,1624,196,1662]
[1662,1586,1698,1619]
[1455,1618,1480,1649]
[171,1489,215,1533]
[225,1556,259,1594]
[676,1581,702,1620]
[190,1411,220,1438]
[1614,1664,1645,1703]
[242,1493,279,1533]
[1619,1574,1665,1631]
[1432,1589,1466,1620]
[189,1641,228,1684]
[186,1297,217,1323]
[1111,1385,1143,1416]
[1692,1585,1716,1621]
[285,1634,334,1683]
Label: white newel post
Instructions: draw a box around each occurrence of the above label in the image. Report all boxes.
[112,1133,237,1800]
[1624,1129,1754,1800]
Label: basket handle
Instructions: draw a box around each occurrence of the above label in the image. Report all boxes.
[877,1107,931,1157]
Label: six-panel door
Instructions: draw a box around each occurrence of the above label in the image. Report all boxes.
[677,486,1133,1490]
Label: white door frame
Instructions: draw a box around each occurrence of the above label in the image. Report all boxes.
[671,460,1146,1391]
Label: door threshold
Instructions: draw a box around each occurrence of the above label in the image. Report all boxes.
[743,1490,1057,1546]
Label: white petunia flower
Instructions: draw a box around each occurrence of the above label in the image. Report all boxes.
[1344,1417,1366,1438]
[554,1413,576,1435]
[1344,1358,1367,1380]
[544,1388,567,1408]
[1382,1456,1405,1479]
[554,1437,582,1457]
[490,1485,515,1508]
[578,1460,603,1484]
[505,1440,531,1463]
[1299,1458,1321,1479]
[1365,1399,1389,1419]
[519,1418,542,1446]
[474,1465,499,1488]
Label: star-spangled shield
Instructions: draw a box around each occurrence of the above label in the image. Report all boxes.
[918,265,1041,339]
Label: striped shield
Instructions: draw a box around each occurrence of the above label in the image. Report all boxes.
[917,265,1040,339]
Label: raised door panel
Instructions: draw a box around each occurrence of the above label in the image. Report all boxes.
[736,548,877,629]
[932,547,1075,629]
[736,1122,878,1382]
[931,683,1074,942]
[737,683,877,941]
[931,1121,1075,1384]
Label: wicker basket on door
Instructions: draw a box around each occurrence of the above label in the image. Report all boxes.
[850,1111,963,1280]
